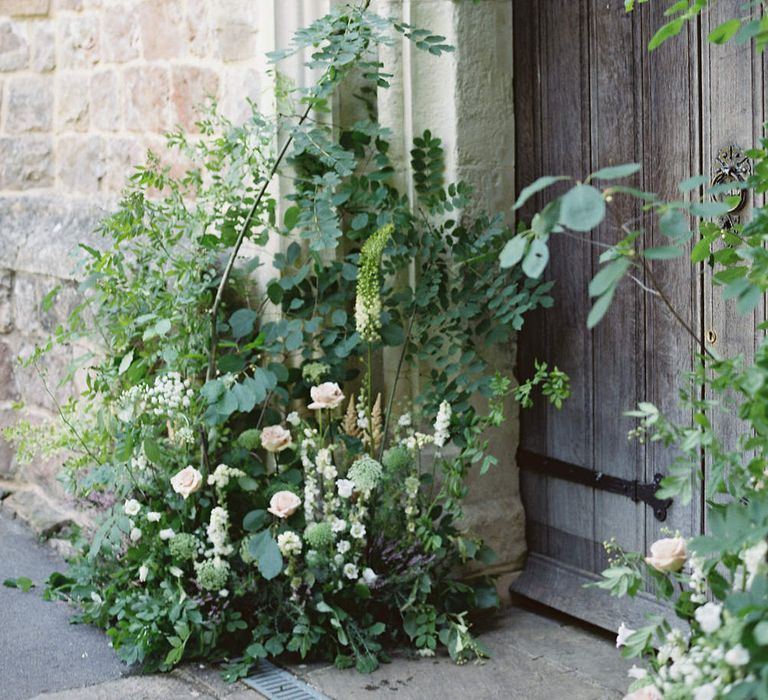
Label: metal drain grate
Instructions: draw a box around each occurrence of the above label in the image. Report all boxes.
[243,660,331,700]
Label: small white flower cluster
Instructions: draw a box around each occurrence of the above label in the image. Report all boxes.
[145,372,194,416]
[433,401,452,448]
[401,432,434,451]
[277,531,303,557]
[404,474,420,534]
[131,448,148,471]
[742,539,767,589]
[207,463,245,490]
[688,555,707,604]
[300,428,320,522]
[207,506,233,557]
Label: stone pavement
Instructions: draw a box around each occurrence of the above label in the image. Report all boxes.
[0,509,630,700]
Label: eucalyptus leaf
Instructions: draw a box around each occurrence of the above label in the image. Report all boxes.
[513,175,569,211]
[559,184,606,232]
[521,239,550,279]
[590,163,640,181]
[499,236,527,269]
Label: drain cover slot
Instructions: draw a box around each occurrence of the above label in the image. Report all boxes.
[243,660,330,700]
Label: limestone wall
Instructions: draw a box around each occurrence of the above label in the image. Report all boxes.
[0,0,526,581]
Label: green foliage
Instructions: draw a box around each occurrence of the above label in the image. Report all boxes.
[2,3,550,678]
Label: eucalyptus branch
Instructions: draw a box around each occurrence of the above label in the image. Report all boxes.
[205,99,313,384]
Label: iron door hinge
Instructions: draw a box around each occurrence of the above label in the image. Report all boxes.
[518,449,673,522]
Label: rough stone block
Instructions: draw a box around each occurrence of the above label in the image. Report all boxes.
[104,136,142,192]
[171,64,218,131]
[101,11,138,63]
[0,406,18,477]
[56,71,89,131]
[4,74,53,132]
[220,66,261,123]
[57,15,99,69]
[57,135,105,192]
[139,0,184,60]
[8,195,104,278]
[186,0,211,57]
[0,341,19,402]
[90,69,119,131]
[123,64,170,132]
[30,19,55,72]
[0,137,54,189]
[0,21,27,71]
[0,0,49,16]
[2,489,72,537]
[215,1,258,62]
[0,269,12,333]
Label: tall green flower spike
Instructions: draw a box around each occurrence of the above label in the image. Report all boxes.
[355,223,394,343]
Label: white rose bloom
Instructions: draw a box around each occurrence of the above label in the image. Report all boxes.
[123,499,141,516]
[343,563,359,580]
[616,622,635,648]
[350,522,366,540]
[138,564,149,582]
[169,566,183,577]
[693,684,717,700]
[336,478,355,498]
[170,466,203,499]
[725,644,749,667]
[129,527,142,543]
[362,567,378,585]
[307,382,345,410]
[146,511,162,522]
[694,602,723,634]
[159,528,176,541]
[261,425,292,453]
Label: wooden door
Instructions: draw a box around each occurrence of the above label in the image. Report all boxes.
[511,0,766,629]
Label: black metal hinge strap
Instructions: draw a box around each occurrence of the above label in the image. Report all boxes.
[518,449,673,522]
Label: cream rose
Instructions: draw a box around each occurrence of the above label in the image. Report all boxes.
[623,686,662,700]
[267,490,301,519]
[170,466,203,499]
[308,382,344,410]
[645,536,687,572]
[260,425,292,453]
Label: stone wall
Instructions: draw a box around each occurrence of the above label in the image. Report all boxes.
[0,0,526,583]
[0,0,296,532]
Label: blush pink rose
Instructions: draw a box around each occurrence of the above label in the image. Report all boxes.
[623,686,662,700]
[260,425,292,453]
[645,536,687,573]
[307,382,344,410]
[268,490,301,519]
[170,466,203,499]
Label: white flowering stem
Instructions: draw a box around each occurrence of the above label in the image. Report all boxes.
[366,343,375,458]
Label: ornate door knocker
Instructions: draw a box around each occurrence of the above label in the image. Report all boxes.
[711,144,751,228]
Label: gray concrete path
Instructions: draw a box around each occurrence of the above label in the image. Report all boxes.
[0,511,264,700]
[0,509,630,700]
[291,605,630,700]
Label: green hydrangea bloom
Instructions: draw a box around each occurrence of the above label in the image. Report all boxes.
[237,429,261,451]
[169,533,198,561]
[305,522,333,548]
[194,558,229,591]
[302,362,330,383]
[382,445,412,473]
[348,455,383,492]
[305,549,321,567]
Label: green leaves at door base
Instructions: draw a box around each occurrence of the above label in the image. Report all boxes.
[559,184,606,232]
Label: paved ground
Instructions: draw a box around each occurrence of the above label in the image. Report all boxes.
[292,605,630,700]
[0,510,630,700]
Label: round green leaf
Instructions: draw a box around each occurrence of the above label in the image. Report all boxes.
[521,239,550,279]
[499,235,527,269]
[559,184,606,232]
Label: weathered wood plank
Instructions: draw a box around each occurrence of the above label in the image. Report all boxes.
[588,0,645,573]
[539,0,595,571]
[640,2,702,550]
